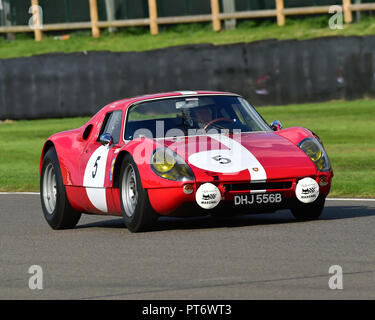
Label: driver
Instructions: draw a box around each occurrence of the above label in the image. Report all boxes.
[191,106,214,129]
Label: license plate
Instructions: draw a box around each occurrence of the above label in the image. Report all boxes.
[234,193,282,205]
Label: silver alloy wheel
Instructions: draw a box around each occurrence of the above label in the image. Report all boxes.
[43,163,57,214]
[122,164,138,218]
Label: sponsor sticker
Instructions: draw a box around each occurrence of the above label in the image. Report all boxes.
[295,177,319,203]
[195,183,221,209]
[109,158,116,181]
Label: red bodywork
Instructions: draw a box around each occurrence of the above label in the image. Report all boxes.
[40,91,333,217]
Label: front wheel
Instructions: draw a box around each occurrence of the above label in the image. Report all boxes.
[40,147,81,229]
[290,196,326,221]
[119,154,158,232]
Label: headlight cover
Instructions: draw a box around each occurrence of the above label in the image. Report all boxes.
[298,137,331,172]
[151,148,195,181]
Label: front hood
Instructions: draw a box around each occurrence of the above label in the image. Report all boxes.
[161,132,317,182]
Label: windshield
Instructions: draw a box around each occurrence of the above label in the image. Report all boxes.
[125,95,271,140]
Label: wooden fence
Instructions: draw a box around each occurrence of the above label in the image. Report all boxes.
[0,0,375,41]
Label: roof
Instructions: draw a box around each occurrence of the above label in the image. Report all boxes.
[102,90,239,112]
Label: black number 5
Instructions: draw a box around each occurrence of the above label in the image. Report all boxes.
[212,155,231,165]
[92,156,101,178]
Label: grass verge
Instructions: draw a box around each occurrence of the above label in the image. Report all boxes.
[0,99,374,197]
[260,100,375,198]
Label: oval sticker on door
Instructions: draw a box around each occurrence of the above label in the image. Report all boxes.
[83,145,110,212]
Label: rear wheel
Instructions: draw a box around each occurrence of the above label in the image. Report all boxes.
[290,196,325,221]
[40,147,81,229]
[119,154,158,232]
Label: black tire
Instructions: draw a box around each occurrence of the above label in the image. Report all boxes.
[119,154,158,232]
[290,196,325,221]
[40,147,81,229]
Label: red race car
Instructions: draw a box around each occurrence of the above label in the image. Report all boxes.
[40,91,333,232]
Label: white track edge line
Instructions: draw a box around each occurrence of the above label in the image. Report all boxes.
[0,192,40,195]
[326,198,375,202]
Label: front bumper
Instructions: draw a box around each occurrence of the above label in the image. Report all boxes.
[147,173,333,216]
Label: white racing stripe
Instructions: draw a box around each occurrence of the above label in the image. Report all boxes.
[179,91,198,95]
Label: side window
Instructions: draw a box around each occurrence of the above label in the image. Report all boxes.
[98,110,123,145]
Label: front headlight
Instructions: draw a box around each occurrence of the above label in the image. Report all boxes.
[298,137,331,172]
[151,148,195,181]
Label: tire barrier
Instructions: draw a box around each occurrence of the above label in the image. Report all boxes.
[1,35,375,119]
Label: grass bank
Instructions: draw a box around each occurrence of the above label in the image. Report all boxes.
[1,16,375,59]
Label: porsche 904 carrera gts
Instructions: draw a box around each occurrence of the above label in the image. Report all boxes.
[40,91,333,232]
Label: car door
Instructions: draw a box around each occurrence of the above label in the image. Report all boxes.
[80,110,123,213]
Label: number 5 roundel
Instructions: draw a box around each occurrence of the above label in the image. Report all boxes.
[189,149,248,173]
[83,145,110,212]
[188,134,267,181]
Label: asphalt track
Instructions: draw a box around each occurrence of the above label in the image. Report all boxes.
[1,194,374,300]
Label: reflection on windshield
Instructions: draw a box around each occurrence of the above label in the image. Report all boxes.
[125,95,271,140]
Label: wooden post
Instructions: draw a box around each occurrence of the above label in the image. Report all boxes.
[276,0,285,26]
[210,0,221,32]
[343,0,353,23]
[89,0,100,38]
[148,0,158,35]
[31,0,42,41]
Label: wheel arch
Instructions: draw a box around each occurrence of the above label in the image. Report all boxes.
[113,150,131,188]
[39,140,55,175]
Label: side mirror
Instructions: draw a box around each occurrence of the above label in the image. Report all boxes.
[99,133,113,146]
[270,120,283,131]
